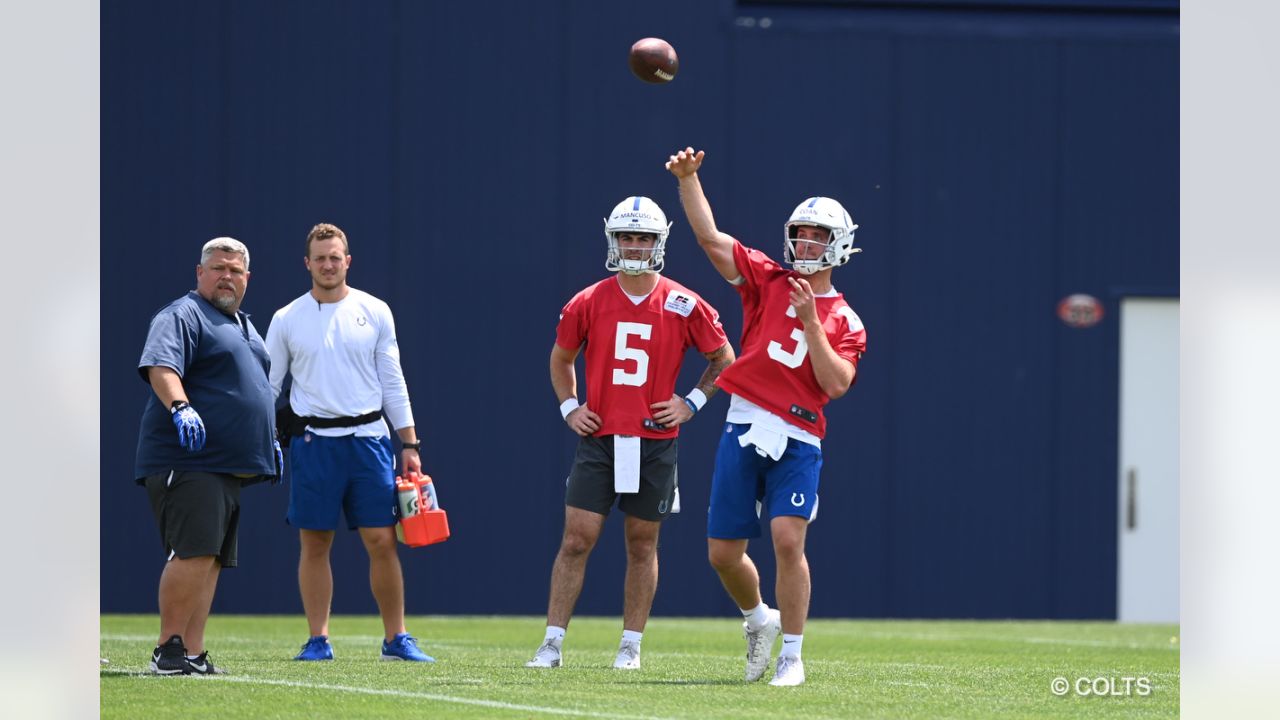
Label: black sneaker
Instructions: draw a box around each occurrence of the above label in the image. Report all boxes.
[149,634,190,675]
[185,651,226,675]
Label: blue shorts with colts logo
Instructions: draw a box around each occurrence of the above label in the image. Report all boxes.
[707,422,822,539]
[287,433,397,531]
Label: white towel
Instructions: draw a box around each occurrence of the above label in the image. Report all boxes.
[614,435,641,493]
[738,423,788,461]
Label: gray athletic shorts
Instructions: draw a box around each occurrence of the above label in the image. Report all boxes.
[565,435,678,522]
[144,470,242,567]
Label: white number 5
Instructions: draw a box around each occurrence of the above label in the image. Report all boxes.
[613,322,652,386]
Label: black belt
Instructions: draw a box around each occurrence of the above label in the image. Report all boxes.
[277,406,382,446]
[300,410,383,429]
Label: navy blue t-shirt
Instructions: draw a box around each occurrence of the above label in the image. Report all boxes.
[134,291,276,481]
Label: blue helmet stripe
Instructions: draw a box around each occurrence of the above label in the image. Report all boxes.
[807,198,819,208]
[632,197,641,211]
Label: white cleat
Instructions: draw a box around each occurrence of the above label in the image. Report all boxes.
[525,640,562,668]
[743,608,782,682]
[613,640,641,670]
[769,654,806,687]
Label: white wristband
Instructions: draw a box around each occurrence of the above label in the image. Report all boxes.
[685,388,708,412]
[559,398,580,420]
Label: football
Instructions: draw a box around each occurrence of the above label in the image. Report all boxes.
[628,37,678,84]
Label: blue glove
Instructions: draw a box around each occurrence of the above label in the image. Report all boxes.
[273,439,284,483]
[171,402,206,452]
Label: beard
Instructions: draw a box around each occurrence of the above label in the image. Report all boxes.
[211,290,237,311]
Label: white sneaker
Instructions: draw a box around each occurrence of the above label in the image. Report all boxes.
[613,640,641,670]
[769,654,805,686]
[743,608,782,682]
[525,639,562,668]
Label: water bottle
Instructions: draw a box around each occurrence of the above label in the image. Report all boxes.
[395,473,422,544]
[396,473,421,519]
[413,474,450,546]
[418,474,439,510]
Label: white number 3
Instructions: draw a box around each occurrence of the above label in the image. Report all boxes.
[768,305,859,369]
[613,322,652,386]
[767,306,808,369]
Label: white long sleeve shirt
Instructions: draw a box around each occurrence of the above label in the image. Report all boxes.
[265,287,414,438]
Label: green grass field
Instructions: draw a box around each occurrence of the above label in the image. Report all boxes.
[101,615,1178,719]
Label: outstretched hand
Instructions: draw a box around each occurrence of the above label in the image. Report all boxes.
[666,147,705,179]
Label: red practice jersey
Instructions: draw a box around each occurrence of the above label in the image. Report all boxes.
[715,240,867,438]
[556,276,728,439]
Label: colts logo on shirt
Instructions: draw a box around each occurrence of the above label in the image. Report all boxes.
[663,290,696,317]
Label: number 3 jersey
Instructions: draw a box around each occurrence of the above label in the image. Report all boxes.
[556,276,729,439]
[715,240,867,439]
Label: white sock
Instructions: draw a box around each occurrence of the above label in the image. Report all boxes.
[544,626,566,645]
[781,633,803,658]
[621,630,643,645]
[742,602,771,630]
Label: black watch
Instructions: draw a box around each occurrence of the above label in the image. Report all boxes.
[401,441,421,451]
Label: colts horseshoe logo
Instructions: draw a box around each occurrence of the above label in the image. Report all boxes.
[790,493,805,507]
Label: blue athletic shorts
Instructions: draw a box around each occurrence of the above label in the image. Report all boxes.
[287,433,396,530]
[707,423,822,539]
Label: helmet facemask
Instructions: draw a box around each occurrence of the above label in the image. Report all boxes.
[604,196,672,275]
[608,232,666,275]
[783,197,861,274]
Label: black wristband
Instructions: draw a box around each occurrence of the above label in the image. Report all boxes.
[401,441,421,451]
[170,400,190,413]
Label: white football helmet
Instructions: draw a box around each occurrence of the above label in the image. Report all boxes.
[783,197,860,275]
[604,196,672,275]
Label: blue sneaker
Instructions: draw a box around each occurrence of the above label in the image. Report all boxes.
[294,635,334,661]
[380,633,435,662]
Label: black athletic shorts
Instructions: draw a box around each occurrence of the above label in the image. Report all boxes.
[565,435,678,522]
[144,470,243,567]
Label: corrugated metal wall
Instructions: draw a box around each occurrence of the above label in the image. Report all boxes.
[101,0,1177,619]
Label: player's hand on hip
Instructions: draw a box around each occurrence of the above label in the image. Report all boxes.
[566,405,602,437]
[171,403,206,452]
[665,147,705,178]
[788,276,820,326]
[650,395,694,427]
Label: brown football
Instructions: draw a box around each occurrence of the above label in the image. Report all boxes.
[628,37,678,84]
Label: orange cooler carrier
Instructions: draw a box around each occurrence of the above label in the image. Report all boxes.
[395,472,450,547]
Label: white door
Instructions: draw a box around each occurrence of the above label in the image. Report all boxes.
[1117,297,1179,622]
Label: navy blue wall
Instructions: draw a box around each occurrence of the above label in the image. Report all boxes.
[101,1,1177,619]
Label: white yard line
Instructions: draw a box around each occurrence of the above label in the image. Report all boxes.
[99,633,468,649]
[859,630,1173,650]
[99,669,679,720]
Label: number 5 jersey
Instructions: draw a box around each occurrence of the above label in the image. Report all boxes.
[555,276,728,439]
